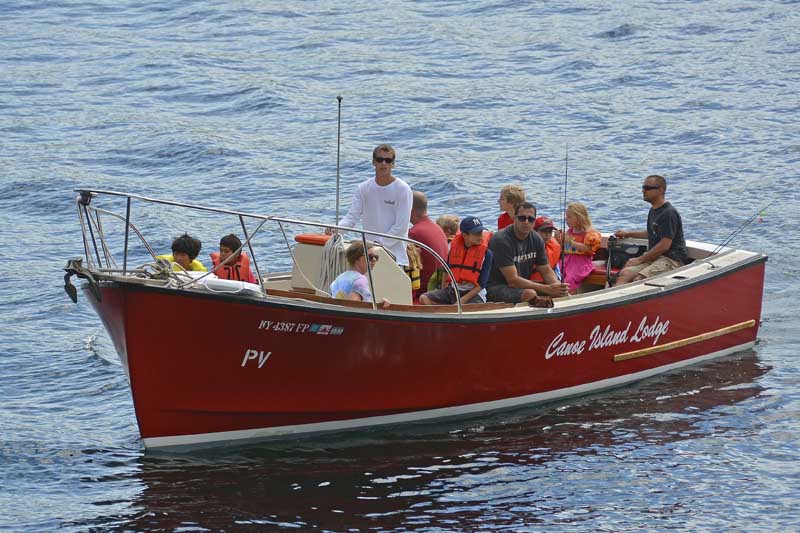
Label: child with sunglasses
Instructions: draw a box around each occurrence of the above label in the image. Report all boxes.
[330,241,382,303]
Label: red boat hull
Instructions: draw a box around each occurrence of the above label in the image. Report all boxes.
[88,259,765,449]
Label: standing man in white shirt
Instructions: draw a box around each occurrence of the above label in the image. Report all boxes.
[327,144,413,265]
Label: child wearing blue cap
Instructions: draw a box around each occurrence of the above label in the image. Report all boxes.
[419,216,494,305]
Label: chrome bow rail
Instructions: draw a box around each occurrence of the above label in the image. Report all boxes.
[69,189,463,312]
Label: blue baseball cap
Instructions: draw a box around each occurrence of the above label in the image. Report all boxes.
[460,216,484,234]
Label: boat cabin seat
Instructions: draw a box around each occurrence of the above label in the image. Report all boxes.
[291,234,413,305]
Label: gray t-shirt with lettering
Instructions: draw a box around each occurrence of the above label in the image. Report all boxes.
[487,226,548,286]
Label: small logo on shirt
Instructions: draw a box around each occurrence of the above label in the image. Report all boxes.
[514,252,537,263]
[384,199,396,206]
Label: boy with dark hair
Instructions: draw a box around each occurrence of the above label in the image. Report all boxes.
[210,234,257,283]
[157,233,207,272]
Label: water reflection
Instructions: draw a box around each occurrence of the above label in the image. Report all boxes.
[95,352,767,531]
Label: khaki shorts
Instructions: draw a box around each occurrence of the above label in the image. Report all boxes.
[626,256,681,279]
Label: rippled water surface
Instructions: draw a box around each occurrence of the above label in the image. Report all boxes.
[1,1,798,531]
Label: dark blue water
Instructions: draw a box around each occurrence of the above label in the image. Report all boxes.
[1,1,798,531]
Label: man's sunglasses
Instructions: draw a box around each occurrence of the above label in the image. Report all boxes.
[374,157,394,164]
[642,185,661,191]
[516,215,536,223]
[368,254,380,262]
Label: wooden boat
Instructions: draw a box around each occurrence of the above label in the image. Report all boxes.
[64,189,767,450]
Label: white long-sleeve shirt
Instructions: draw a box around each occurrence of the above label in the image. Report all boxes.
[338,177,413,265]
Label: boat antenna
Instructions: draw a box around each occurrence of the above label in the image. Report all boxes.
[335,95,343,227]
[559,145,568,279]
[710,198,776,255]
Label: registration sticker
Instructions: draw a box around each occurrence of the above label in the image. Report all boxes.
[259,321,344,335]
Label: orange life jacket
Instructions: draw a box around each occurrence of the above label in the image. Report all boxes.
[447,232,490,286]
[531,239,561,281]
[210,252,256,283]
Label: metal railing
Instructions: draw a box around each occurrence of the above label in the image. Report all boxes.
[74,189,465,312]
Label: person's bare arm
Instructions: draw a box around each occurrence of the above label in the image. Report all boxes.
[498,265,535,288]
[532,264,569,296]
[459,285,483,304]
[614,229,647,239]
[499,264,568,297]
[625,237,671,267]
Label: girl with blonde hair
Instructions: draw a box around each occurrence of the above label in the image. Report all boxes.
[562,202,602,293]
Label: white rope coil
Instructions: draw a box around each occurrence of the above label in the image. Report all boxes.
[317,233,347,293]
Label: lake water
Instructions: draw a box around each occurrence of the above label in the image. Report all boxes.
[1,1,798,531]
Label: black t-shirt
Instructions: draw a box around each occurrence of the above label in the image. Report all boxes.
[647,202,688,265]
[487,226,548,286]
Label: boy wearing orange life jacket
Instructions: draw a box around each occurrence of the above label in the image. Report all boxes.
[209,234,257,283]
[419,216,494,305]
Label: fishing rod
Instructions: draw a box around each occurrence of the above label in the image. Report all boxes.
[558,145,568,280]
[710,198,776,256]
[335,95,343,227]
